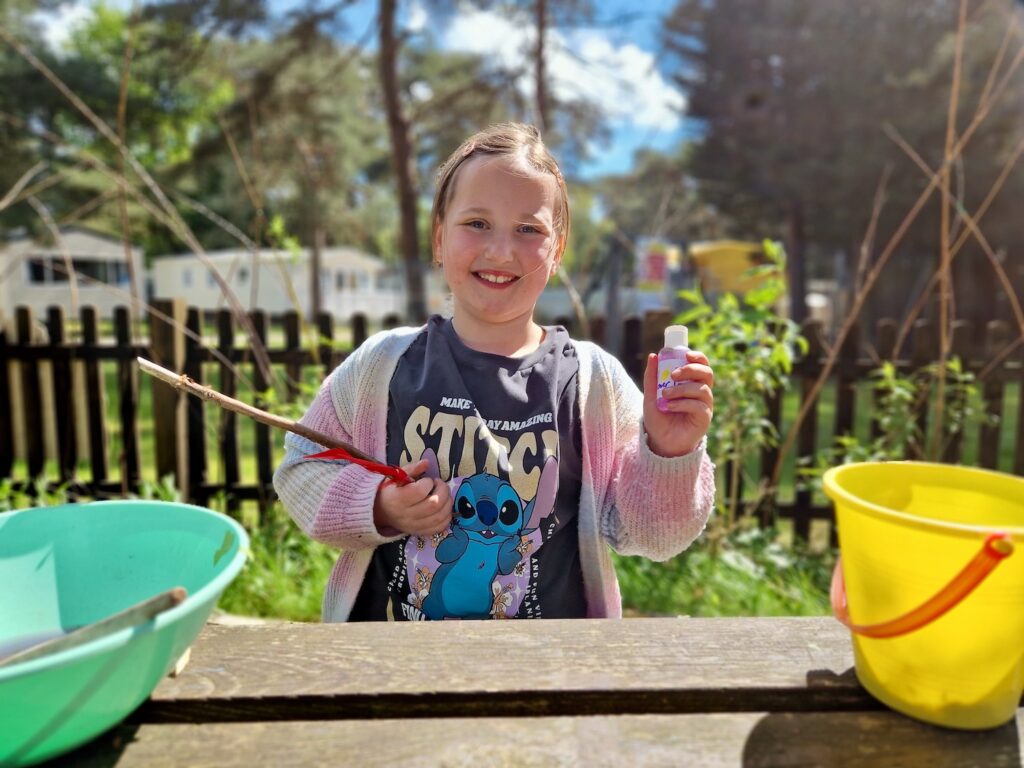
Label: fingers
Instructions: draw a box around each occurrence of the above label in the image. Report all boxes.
[383,476,453,536]
[661,350,713,389]
[643,353,658,401]
[658,380,714,412]
[402,458,430,480]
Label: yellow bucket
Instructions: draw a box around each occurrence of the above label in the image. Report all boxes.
[823,461,1024,730]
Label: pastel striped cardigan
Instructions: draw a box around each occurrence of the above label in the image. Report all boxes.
[273,326,716,621]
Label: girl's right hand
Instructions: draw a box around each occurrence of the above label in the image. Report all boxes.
[372,458,453,536]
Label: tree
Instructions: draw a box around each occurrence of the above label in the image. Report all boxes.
[663,0,1024,329]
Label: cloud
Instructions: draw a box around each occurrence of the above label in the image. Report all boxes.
[442,7,684,132]
[407,0,429,34]
[32,2,93,52]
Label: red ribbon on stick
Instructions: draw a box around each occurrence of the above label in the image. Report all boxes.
[304,447,412,485]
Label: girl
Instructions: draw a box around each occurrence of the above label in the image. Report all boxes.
[274,123,715,622]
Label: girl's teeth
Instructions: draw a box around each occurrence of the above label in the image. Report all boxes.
[479,273,515,284]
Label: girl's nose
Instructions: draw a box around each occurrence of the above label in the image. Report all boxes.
[485,231,514,263]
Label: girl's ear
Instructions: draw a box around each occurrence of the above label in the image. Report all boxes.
[431,223,443,266]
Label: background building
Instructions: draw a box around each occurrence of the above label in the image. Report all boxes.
[151,247,407,322]
[0,227,145,324]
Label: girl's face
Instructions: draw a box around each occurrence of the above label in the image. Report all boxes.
[433,155,561,348]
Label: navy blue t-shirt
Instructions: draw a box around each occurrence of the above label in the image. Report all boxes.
[349,316,585,621]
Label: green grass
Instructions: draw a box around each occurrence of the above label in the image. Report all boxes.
[615,526,834,618]
[217,505,336,621]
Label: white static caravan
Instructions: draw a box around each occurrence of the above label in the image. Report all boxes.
[0,227,145,324]
[150,247,406,322]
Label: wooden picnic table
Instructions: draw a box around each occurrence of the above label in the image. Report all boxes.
[55,617,1021,767]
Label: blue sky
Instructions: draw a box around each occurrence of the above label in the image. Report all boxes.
[36,0,691,178]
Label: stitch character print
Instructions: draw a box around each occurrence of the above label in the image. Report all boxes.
[403,449,558,620]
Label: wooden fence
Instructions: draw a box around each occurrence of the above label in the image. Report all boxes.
[1,301,1022,538]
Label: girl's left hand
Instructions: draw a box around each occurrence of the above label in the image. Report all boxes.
[642,350,714,458]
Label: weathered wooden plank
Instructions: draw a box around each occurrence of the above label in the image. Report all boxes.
[57,711,1024,768]
[141,618,865,722]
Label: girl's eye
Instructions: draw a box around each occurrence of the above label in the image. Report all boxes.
[465,220,486,229]
[519,224,540,234]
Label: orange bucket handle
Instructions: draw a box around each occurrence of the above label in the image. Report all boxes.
[832,532,1014,639]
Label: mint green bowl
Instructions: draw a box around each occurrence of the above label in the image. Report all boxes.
[0,501,248,766]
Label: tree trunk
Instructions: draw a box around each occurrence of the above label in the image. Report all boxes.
[379,0,427,323]
[534,0,549,133]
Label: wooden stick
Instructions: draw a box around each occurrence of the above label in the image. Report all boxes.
[136,356,376,463]
[0,587,187,669]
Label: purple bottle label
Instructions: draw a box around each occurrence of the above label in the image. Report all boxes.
[656,347,688,410]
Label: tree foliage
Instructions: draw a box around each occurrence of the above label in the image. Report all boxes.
[663,0,1023,325]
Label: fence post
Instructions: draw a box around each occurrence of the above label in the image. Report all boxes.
[150,298,188,491]
[909,319,934,460]
[16,307,45,480]
[81,306,108,490]
[941,320,973,463]
[621,316,643,381]
[114,307,140,493]
[589,315,606,349]
[834,321,860,440]
[318,311,335,372]
[216,309,240,515]
[350,312,367,351]
[251,309,273,520]
[871,318,899,441]
[47,306,76,486]
[793,318,825,541]
[0,315,12,479]
[184,307,207,505]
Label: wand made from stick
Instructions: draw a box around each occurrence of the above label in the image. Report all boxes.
[137,357,411,483]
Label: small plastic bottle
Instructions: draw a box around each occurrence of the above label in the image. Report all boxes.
[656,325,689,412]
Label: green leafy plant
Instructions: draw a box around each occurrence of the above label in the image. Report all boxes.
[804,356,997,488]
[615,524,832,617]
[676,240,807,531]
[217,503,336,621]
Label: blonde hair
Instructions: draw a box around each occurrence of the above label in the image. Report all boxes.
[431,123,570,261]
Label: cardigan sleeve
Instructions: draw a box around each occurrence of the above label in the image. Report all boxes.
[595,352,716,561]
[272,340,405,552]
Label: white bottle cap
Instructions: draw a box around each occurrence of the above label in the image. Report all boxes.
[664,325,688,349]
